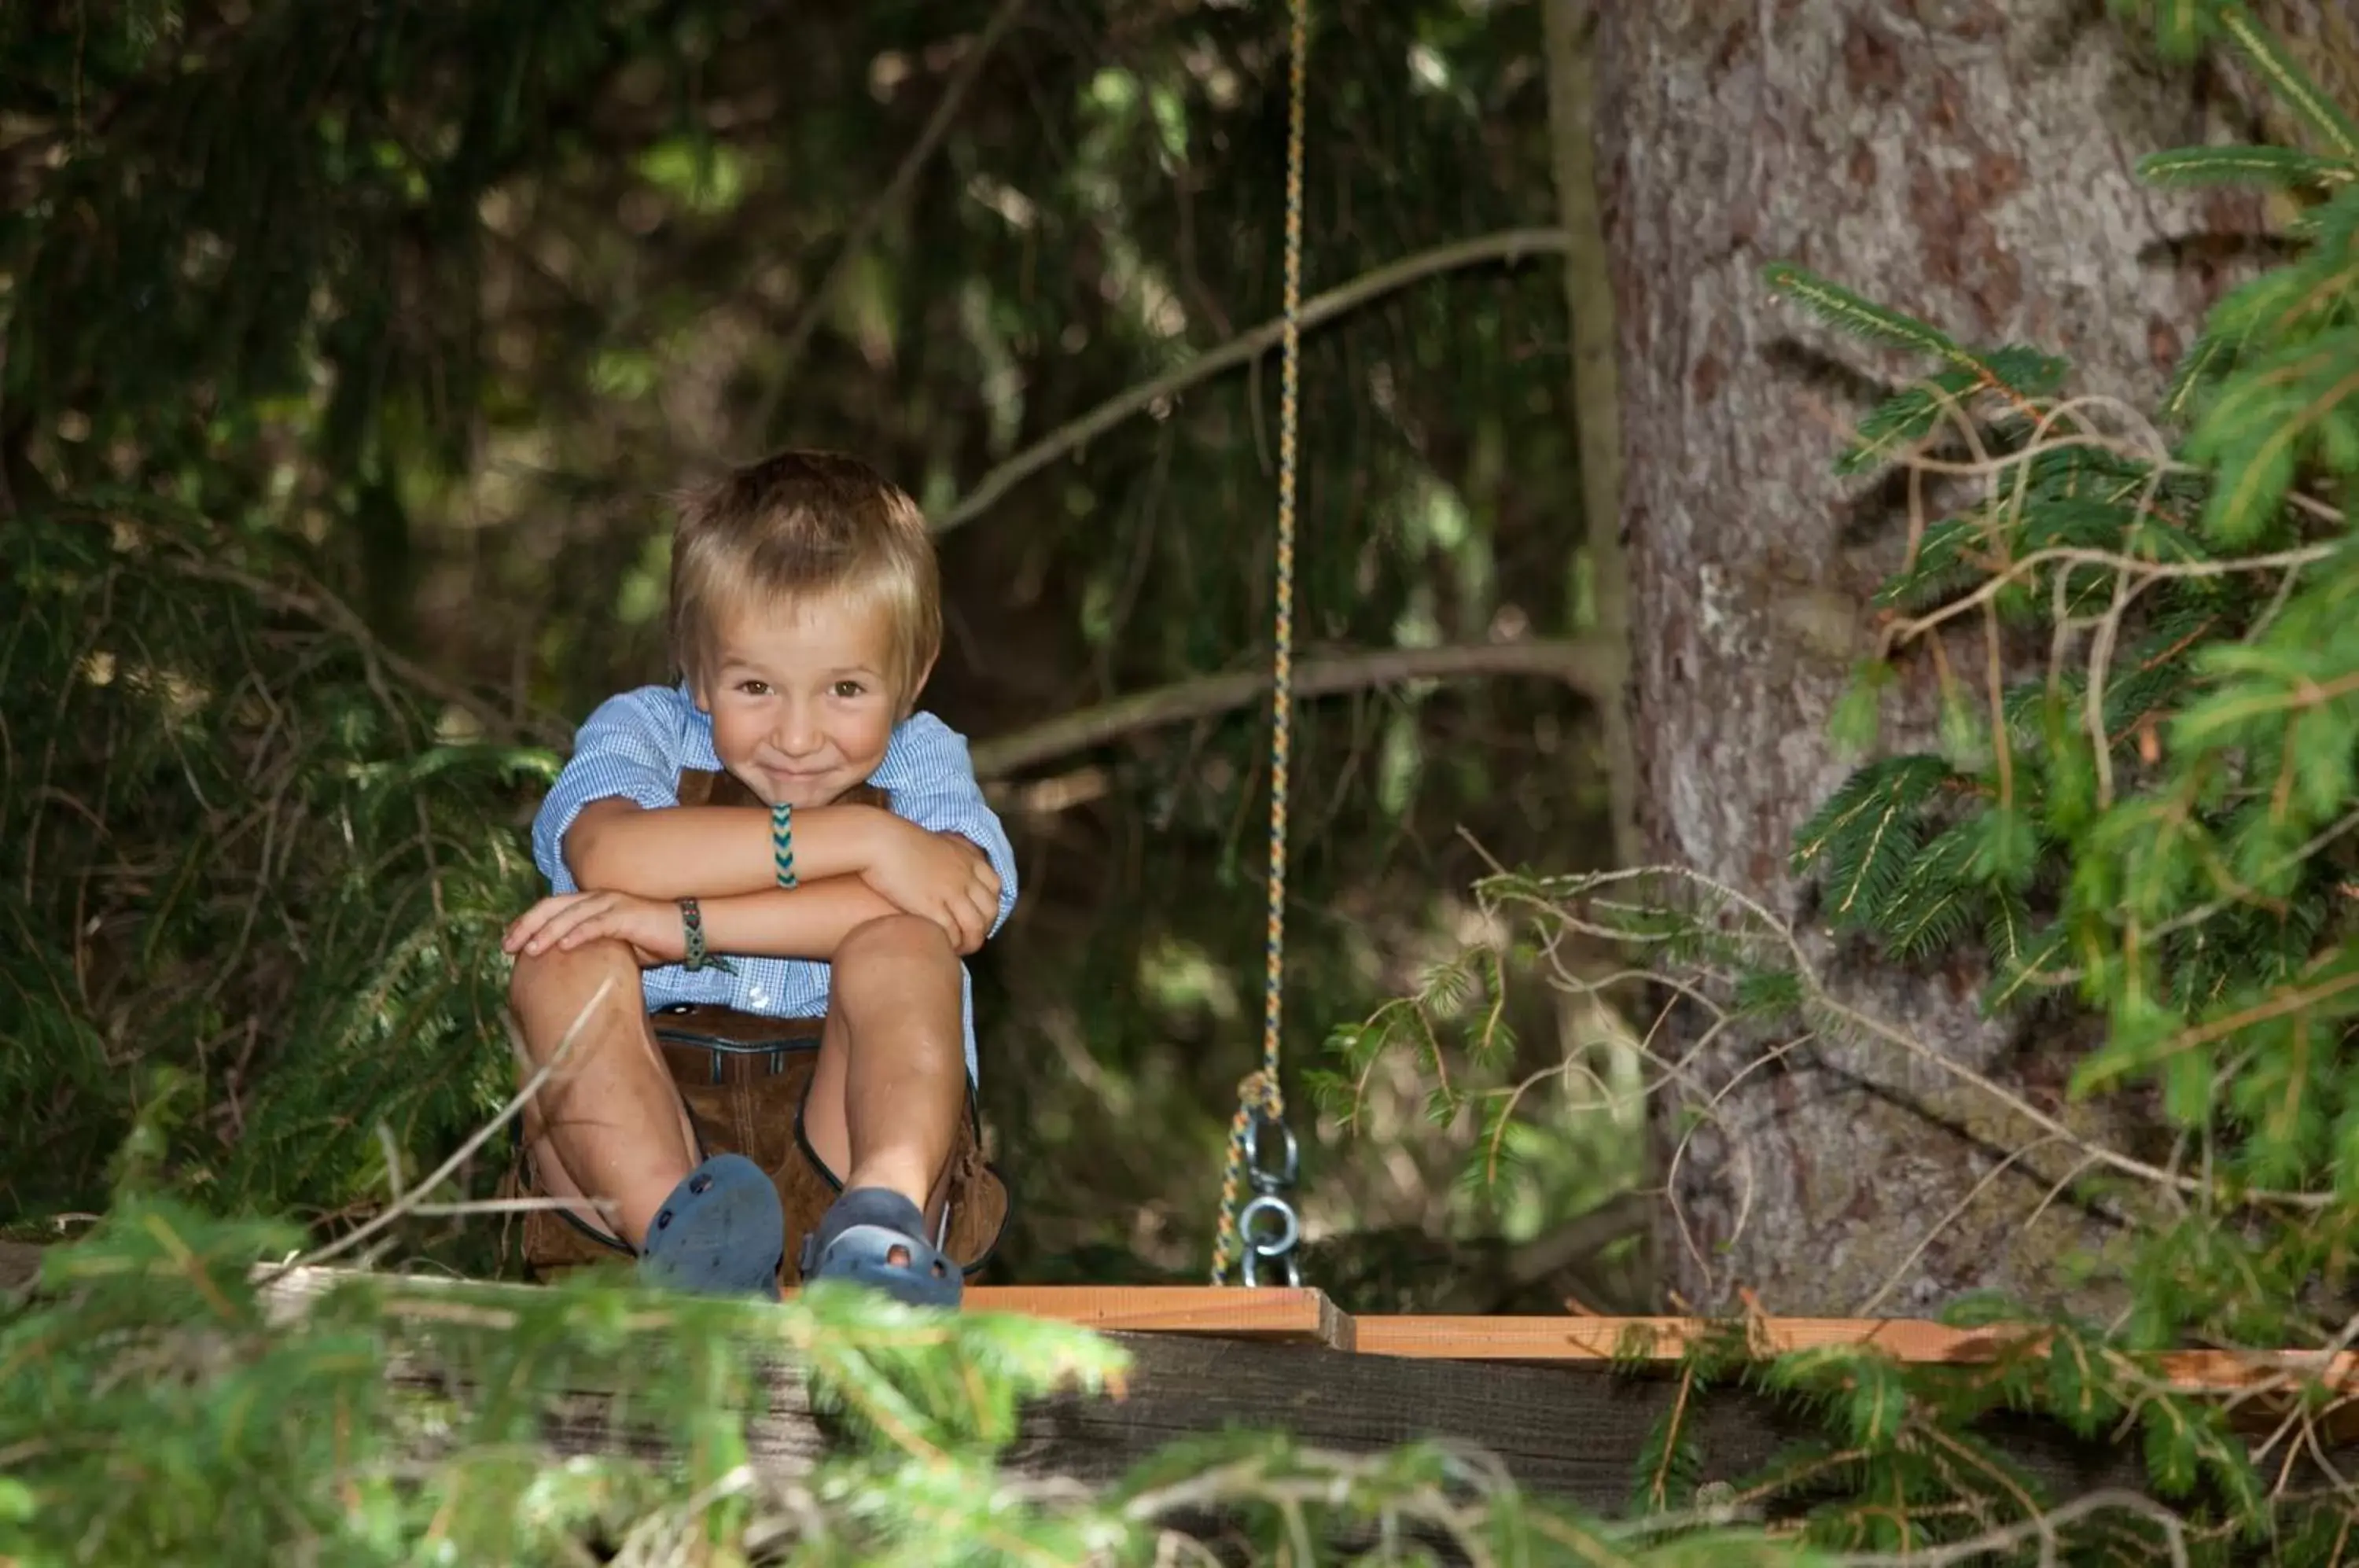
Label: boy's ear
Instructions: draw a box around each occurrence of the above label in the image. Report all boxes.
[903,651,938,715]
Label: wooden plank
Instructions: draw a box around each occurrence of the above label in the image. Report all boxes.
[1019,1331,2169,1511]
[2,1238,1349,1345]
[1352,1313,2359,1408]
[1354,1313,2005,1364]
[957,1284,1354,1349]
[10,1229,2347,1407]
[385,1320,2194,1514]
[2155,1348,2359,1392]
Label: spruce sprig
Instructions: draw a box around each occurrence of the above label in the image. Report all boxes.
[2216,2,2359,160]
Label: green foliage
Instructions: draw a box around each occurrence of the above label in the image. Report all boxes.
[2,500,548,1224]
[1761,156,2359,1187]
[1330,6,2359,1562]
[1748,2,2357,1555]
[0,1200,1158,1566]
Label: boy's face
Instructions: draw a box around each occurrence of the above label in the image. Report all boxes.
[694,594,915,808]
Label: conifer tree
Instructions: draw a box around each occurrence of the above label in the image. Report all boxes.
[1330,2,2359,1559]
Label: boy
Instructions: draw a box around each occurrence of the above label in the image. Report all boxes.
[500,448,1017,1305]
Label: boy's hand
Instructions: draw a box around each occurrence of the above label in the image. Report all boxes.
[860,819,1003,954]
[502,891,686,970]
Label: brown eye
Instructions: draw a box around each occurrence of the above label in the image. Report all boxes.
[834,679,865,698]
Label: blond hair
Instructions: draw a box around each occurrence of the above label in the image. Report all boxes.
[668,449,940,712]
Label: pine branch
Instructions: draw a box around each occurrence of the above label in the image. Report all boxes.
[2184,331,2359,545]
[1789,755,1957,913]
[1841,367,1986,477]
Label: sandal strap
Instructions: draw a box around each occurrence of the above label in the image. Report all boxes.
[800,1187,953,1280]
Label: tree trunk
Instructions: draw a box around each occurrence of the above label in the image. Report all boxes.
[1591,2,2266,1316]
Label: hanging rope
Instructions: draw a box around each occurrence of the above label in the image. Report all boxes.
[1212,0,1310,1290]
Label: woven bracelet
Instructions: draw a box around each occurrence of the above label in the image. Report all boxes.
[679,896,734,974]
[771,801,798,889]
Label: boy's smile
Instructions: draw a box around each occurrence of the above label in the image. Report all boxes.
[694,595,913,808]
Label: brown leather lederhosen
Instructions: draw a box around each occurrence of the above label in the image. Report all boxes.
[504,767,1010,1288]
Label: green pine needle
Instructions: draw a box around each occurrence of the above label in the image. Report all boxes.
[1763,263,1973,366]
[2139,143,2358,190]
[2218,3,2359,160]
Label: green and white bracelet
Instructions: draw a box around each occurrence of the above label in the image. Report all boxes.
[771,801,798,889]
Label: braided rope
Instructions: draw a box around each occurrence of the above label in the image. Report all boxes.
[1212,0,1309,1287]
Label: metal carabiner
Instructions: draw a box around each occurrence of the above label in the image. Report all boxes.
[1242,1106,1300,1195]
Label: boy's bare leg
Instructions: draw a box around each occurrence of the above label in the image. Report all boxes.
[801,913,968,1256]
[509,938,700,1249]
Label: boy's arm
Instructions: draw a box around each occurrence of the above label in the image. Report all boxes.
[533,688,902,900]
[506,873,962,965]
[532,688,685,895]
[873,714,1021,940]
[694,874,992,959]
[564,798,898,901]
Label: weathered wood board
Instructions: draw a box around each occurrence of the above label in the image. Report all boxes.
[6,1242,2350,1513]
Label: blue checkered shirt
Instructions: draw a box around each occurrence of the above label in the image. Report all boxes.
[530,683,1017,1080]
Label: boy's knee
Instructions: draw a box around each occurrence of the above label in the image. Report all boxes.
[508,937,640,1021]
[835,912,959,973]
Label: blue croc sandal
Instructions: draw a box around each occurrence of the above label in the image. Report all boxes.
[637,1154,786,1300]
[799,1187,963,1309]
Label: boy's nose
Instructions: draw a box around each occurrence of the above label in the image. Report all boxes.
[774,709,823,756]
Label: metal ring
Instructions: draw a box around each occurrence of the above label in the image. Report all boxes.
[1238,1192,1300,1261]
[1242,1109,1300,1194]
[1239,1200,1304,1290]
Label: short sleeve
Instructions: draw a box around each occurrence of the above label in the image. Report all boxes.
[875,713,1020,938]
[531,687,694,893]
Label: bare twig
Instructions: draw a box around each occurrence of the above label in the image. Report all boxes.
[967,635,1617,778]
[1836,1486,2190,1568]
[273,980,613,1278]
[1520,864,2341,1212]
[933,227,1572,536]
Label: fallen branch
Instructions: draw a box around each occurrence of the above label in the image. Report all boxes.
[969,635,1617,778]
[933,226,1573,537]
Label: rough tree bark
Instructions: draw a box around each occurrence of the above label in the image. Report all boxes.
[1591,2,2273,1316]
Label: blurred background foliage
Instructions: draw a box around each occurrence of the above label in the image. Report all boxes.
[0,0,1644,1309]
